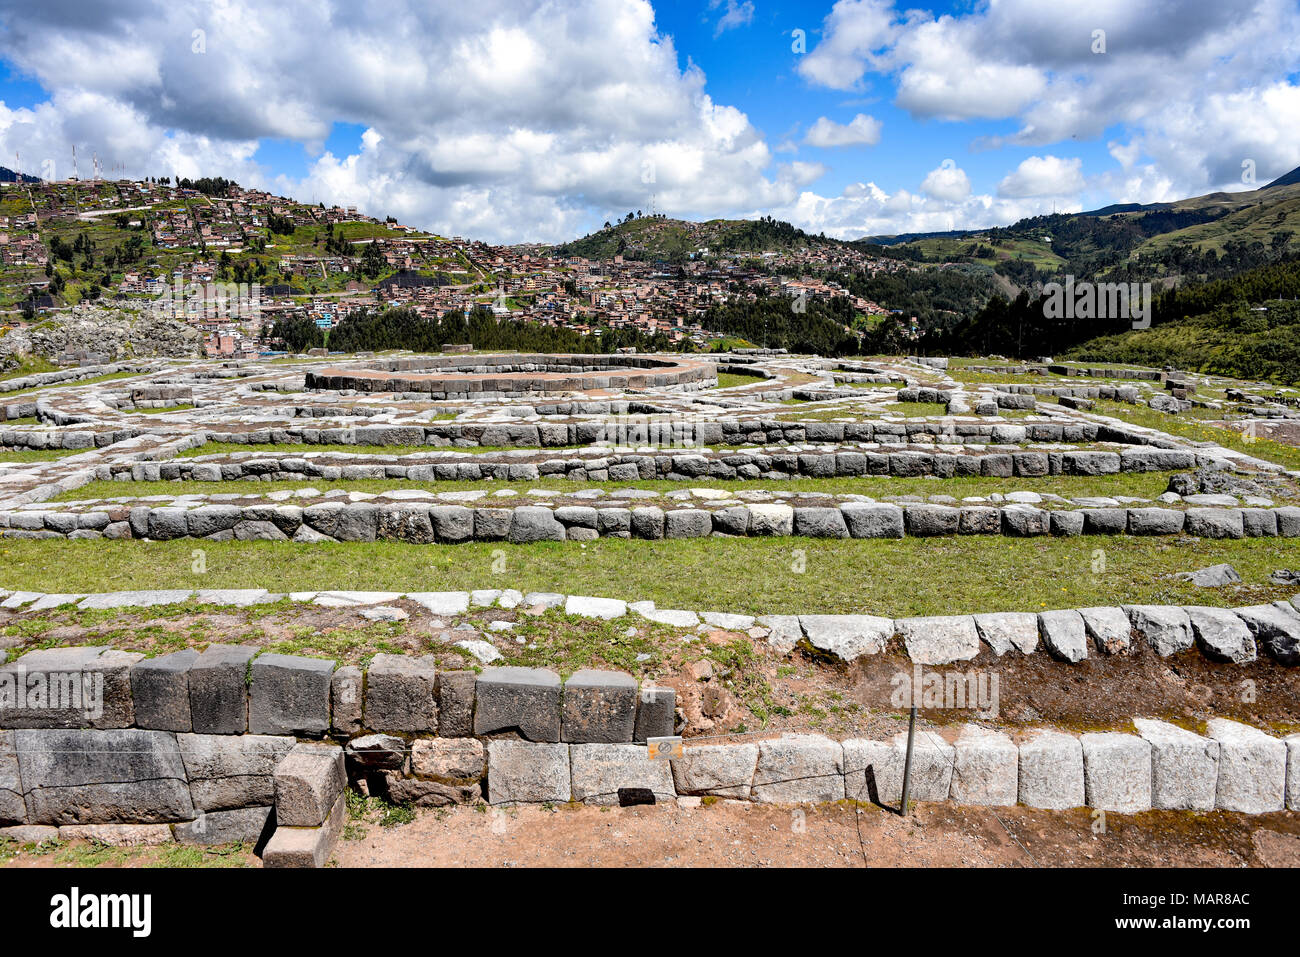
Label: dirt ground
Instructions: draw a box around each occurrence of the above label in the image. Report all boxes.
[332,800,1300,868]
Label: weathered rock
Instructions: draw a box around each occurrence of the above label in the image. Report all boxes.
[274,743,346,827]
[798,615,892,661]
[1133,718,1219,810]
[1038,610,1088,663]
[949,725,1018,807]
[129,650,198,732]
[973,612,1039,656]
[486,740,571,803]
[844,733,954,806]
[570,743,676,805]
[508,506,565,543]
[1124,605,1193,656]
[331,666,362,735]
[561,670,637,743]
[670,743,758,799]
[747,504,794,537]
[841,502,904,538]
[1081,732,1152,812]
[1184,606,1256,663]
[0,731,24,824]
[188,644,257,734]
[261,791,344,868]
[474,667,561,742]
[1205,718,1286,813]
[436,670,476,738]
[895,616,980,665]
[1233,604,1300,664]
[1017,730,1084,809]
[178,732,296,811]
[364,654,438,732]
[174,806,273,846]
[1077,606,1132,655]
[410,737,486,783]
[345,734,406,771]
[633,684,676,742]
[1177,563,1241,587]
[751,734,844,803]
[249,654,333,735]
[17,729,194,824]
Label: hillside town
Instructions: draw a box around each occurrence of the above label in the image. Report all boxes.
[0,175,910,358]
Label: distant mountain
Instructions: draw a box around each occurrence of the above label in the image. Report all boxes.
[0,166,41,184]
[1262,164,1300,190]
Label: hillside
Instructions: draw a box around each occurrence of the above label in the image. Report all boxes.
[550,214,836,263]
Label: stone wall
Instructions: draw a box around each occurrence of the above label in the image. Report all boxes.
[7,500,1296,544]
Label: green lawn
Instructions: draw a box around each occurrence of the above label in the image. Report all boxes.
[2,536,1296,616]
[177,440,572,459]
[51,470,1192,503]
[121,404,195,414]
[0,447,86,463]
[714,371,769,389]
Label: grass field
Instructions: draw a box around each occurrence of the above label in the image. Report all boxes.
[1092,399,1300,471]
[51,470,1192,503]
[0,447,86,463]
[3,536,1296,616]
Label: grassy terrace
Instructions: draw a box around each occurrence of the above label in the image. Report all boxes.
[1091,399,1300,471]
[2,536,1298,616]
[0,370,141,399]
[0,447,86,463]
[50,470,1195,503]
[176,441,588,458]
[714,371,769,389]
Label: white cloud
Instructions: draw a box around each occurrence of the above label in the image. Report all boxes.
[803,113,882,147]
[997,155,1085,198]
[711,0,755,37]
[920,161,970,202]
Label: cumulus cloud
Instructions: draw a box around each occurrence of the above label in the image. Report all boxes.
[711,0,755,37]
[803,113,882,148]
[920,161,971,202]
[997,155,1085,198]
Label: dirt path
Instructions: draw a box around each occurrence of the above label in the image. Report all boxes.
[333,801,1300,868]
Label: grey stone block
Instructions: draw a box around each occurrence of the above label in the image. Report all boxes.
[844,733,954,806]
[178,732,296,811]
[331,666,362,735]
[1124,605,1193,656]
[747,504,793,537]
[345,733,406,771]
[633,685,676,742]
[973,612,1038,656]
[188,644,256,734]
[249,654,333,735]
[1184,508,1244,539]
[274,743,346,827]
[436,670,476,738]
[1127,508,1184,535]
[1185,606,1256,663]
[905,504,959,536]
[751,734,845,803]
[261,791,344,868]
[1078,606,1132,655]
[1133,718,1219,810]
[630,506,665,539]
[1081,732,1152,812]
[570,743,676,805]
[1286,735,1300,811]
[174,805,273,846]
[17,728,194,824]
[562,670,637,743]
[0,731,24,824]
[664,509,711,538]
[364,654,438,732]
[486,740,571,803]
[895,616,980,665]
[841,502,904,538]
[508,506,565,543]
[1233,604,1300,665]
[1018,730,1084,809]
[1038,610,1088,663]
[949,726,1018,807]
[793,507,848,538]
[474,667,561,742]
[1206,719,1286,813]
[799,615,892,661]
[130,650,199,732]
[410,737,486,783]
[671,743,757,799]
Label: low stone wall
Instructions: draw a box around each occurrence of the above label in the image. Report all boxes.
[1,427,140,450]
[197,417,1157,449]
[305,353,715,397]
[7,500,1296,544]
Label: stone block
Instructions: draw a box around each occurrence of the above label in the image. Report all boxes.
[474,667,561,742]
[949,726,1018,807]
[331,666,362,735]
[799,615,892,661]
[249,654,334,735]
[1018,730,1084,809]
[1081,732,1152,812]
[973,612,1038,656]
[844,733,954,806]
[1124,605,1193,656]
[562,670,637,743]
[16,729,194,824]
[1077,606,1132,655]
[178,732,296,811]
[174,805,274,846]
[274,743,347,827]
[1233,605,1300,665]
[1206,719,1286,813]
[364,654,438,732]
[633,685,676,742]
[130,650,199,732]
[410,737,486,783]
[188,644,257,734]
[486,740,571,803]
[1133,718,1219,810]
[261,792,344,868]
[1038,609,1088,663]
[1185,606,1256,663]
[436,670,476,738]
[570,743,676,805]
[895,616,980,665]
[671,743,757,799]
[841,502,904,538]
[751,734,844,803]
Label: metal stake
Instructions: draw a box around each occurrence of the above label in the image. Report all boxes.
[899,705,917,816]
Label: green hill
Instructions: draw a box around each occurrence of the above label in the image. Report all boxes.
[550,214,836,263]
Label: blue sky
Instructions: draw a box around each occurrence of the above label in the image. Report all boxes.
[0,0,1296,242]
